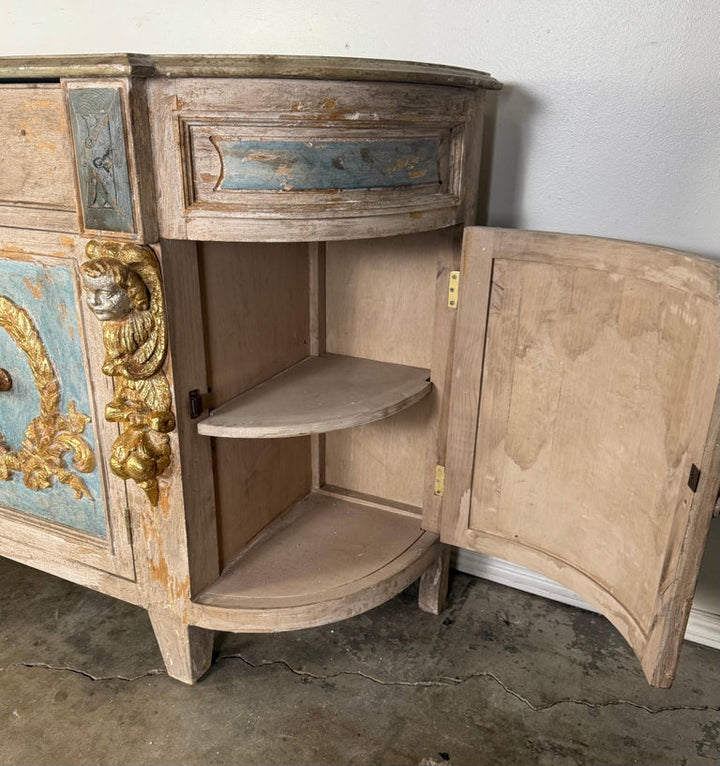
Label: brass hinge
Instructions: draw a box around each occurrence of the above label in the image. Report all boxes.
[448,271,460,309]
[434,465,446,496]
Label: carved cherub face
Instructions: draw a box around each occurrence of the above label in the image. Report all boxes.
[82,271,133,321]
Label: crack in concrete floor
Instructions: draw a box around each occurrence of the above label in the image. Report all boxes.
[2,661,165,682]
[4,654,719,716]
[221,654,720,714]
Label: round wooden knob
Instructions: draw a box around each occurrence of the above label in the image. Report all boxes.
[0,368,12,391]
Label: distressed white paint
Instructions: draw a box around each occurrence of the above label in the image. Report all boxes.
[2,0,718,626]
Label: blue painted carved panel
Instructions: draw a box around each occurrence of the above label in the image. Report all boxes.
[213,138,442,191]
[68,87,135,234]
[0,256,107,537]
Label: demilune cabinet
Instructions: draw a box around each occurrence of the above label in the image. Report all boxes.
[0,55,718,689]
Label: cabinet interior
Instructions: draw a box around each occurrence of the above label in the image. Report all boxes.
[197,231,450,574]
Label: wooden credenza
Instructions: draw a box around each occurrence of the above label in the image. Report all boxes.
[0,55,717,688]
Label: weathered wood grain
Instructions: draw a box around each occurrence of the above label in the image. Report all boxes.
[197,240,311,569]
[0,53,500,90]
[441,227,720,687]
[0,53,154,80]
[199,354,431,438]
[190,492,439,632]
[150,54,501,89]
[0,85,77,232]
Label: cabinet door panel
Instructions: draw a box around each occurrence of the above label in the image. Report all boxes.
[441,227,720,687]
[0,236,134,581]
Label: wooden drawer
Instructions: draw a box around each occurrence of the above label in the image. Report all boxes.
[149,77,487,241]
[0,85,78,232]
[0,77,156,241]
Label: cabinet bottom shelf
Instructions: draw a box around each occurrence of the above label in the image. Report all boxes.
[190,492,439,633]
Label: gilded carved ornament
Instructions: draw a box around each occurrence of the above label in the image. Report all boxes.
[80,241,175,506]
[0,296,95,498]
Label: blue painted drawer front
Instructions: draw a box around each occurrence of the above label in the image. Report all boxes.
[215,138,441,191]
[0,257,107,537]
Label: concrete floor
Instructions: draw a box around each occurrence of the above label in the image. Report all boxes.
[0,555,718,766]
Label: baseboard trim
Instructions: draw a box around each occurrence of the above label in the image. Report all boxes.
[452,549,720,651]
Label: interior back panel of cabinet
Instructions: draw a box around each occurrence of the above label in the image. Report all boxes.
[198,241,312,568]
[324,230,449,508]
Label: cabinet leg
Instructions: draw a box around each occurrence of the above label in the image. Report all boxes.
[148,608,214,684]
[418,543,450,615]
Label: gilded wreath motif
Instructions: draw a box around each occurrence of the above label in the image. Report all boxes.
[0,296,95,499]
[80,241,175,506]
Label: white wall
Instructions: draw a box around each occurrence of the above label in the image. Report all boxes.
[2,0,719,614]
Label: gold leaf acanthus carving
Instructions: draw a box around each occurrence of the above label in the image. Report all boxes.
[0,296,95,498]
[81,240,175,506]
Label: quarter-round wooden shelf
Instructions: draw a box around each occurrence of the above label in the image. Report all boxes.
[190,492,439,632]
[197,353,432,438]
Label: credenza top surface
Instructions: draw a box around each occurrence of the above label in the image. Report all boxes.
[0,53,501,89]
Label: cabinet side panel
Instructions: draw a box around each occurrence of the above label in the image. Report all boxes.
[324,231,447,507]
[212,436,311,568]
[159,239,218,595]
[198,241,311,567]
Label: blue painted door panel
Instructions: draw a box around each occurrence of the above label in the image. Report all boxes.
[0,256,107,537]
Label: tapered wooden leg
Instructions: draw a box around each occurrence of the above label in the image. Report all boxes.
[148,608,214,684]
[418,543,450,615]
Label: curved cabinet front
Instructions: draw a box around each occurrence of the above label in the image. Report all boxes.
[148,76,489,242]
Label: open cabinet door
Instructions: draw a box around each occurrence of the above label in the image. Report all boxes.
[440,227,720,687]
